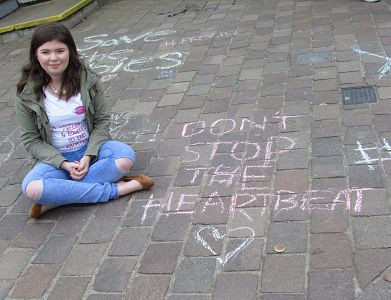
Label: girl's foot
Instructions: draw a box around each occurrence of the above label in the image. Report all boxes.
[28,203,58,218]
[116,175,154,196]
[121,175,154,189]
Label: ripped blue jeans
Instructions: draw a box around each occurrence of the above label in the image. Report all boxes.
[22,141,136,206]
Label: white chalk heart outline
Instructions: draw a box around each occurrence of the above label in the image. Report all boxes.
[193,226,255,265]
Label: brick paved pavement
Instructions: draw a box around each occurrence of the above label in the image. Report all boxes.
[1,0,391,299]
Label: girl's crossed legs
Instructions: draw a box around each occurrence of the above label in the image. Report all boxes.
[22,141,153,217]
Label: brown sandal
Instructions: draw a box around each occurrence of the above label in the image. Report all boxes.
[29,203,42,219]
[121,175,154,190]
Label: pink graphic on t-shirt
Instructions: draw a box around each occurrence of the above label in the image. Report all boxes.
[74,106,85,115]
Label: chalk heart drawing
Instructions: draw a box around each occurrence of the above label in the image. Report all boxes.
[194,226,255,265]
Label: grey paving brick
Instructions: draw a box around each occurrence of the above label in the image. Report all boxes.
[372,100,391,115]
[348,165,384,188]
[51,208,92,235]
[86,294,122,300]
[312,120,342,138]
[0,184,21,206]
[109,227,150,256]
[0,214,28,240]
[261,83,285,96]
[184,225,224,257]
[13,222,53,248]
[236,80,260,91]
[192,196,232,225]
[277,149,309,170]
[281,116,311,133]
[378,87,391,100]
[351,189,391,216]
[148,78,172,90]
[168,295,210,300]
[0,249,34,280]
[62,243,107,276]
[123,199,160,226]
[266,222,307,254]
[79,217,122,243]
[172,258,216,293]
[187,84,212,96]
[141,89,165,102]
[139,242,182,274]
[148,156,181,176]
[286,88,311,101]
[343,109,372,127]
[274,170,308,193]
[259,295,305,300]
[314,67,337,80]
[33,235,76,264]
[353,216,391,249]
[310,233,352,269]
[357,278,391,300]
[94,257,137,292]
[310,206,349,233]
[0,280,13,300]
[10,264,58,299]
[223,238,263,271]
[278,131,311,150]
[179,95,207,110]
[173,108,203,124]
[159,93,184,106]
[312,104,340,121]
[212,273,258,300]
[192,74,216,85]
[374,114,391,132]
[167,82,190,94]
[345,143,379,167]
[261,255,306,293]
[203,100,230,114]
[354,249,391,288]
[174,71,197,82]
[312,137,343,157]
[229,207,267,237]
[215,76,237,89]
[47,276,90,300]
[127,275,170,300]
[308,270,354,300]
[312,91,340,105]
[344,126,378,145]
[95,197,129,217]
[312,156,345,178]
[152,214,191,241]
[208,87,234,101]
[0,240,9,257]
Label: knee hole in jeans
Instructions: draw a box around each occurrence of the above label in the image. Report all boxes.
[25,180,44,201]
[115,158,133,173]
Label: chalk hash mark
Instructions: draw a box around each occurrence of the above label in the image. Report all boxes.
[353,46,391,78]
[354,139,391,170]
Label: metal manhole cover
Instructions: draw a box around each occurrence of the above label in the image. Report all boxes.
[341,86,377,105]
[298,52,331,64]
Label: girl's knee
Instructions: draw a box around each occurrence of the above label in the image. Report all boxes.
[25,180,43,201]
[115,157,133,173]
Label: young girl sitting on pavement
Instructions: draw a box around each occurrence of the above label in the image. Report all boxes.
[16,22,153,218]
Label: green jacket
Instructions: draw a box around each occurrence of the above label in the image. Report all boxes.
[15,68,111,168]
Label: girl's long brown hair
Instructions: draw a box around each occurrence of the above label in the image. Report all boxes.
[16,22,84,100]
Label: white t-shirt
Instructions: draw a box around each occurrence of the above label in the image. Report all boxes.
[44,89,89,152]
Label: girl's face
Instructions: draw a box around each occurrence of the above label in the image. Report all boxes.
[36,39,69,79]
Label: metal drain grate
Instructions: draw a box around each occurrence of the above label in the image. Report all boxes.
[341,86,377,105]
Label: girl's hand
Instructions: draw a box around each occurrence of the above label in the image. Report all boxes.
[71,155,91,180]
[60,161,80,175]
